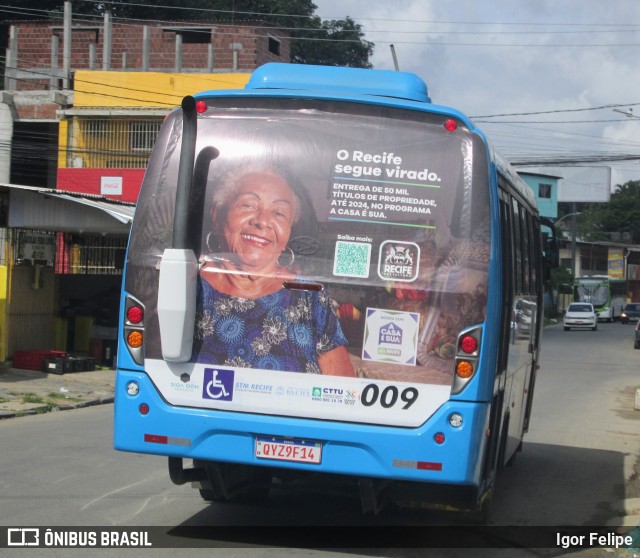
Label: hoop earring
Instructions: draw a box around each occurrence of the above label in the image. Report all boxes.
[278,247,295,268]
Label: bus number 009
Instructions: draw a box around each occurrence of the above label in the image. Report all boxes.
[361,384,418,410]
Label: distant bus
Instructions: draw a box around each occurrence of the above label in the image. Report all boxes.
[573,275,627,321]
[114,63,556,520]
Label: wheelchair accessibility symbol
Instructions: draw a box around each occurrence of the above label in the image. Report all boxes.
[202,367,234,401]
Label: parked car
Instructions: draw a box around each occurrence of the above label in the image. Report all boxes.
[563,303,598,331]
[621,303,640,324]
[635,321,640,349]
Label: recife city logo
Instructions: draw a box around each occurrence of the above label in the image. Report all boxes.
[378,241,419,282]
[202,368,234,401]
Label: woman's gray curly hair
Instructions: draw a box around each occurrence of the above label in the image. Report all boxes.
[211,165,302,224]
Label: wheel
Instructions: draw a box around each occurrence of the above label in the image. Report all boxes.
[634,340,640,350]
[464,492,493,525]
[564,326,569,331]
[196,461,273,504]
[592,325,597,331]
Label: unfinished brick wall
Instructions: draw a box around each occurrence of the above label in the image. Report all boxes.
[9,19,289,91]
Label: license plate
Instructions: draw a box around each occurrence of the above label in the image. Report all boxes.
[255,436,322,464]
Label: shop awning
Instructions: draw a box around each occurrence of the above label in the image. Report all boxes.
[0,183,135,234]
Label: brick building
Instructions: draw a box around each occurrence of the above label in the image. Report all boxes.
[8,18,288,92]
[0,3,290,363]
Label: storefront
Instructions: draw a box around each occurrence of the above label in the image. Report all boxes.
[0,184,134,365]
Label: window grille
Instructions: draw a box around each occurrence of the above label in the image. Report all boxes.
[55,232,127,275]
[0,228,9,266]
[130,120,161,151]
[69,118,162,169]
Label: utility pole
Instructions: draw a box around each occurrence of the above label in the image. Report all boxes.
[390,45,399,71]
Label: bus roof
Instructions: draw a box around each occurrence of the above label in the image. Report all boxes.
[246,63,431,104]
[493,150,537,208]
[193,63,476,131]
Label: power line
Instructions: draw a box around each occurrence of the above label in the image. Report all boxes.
[2,2,639,49]
[2,69,635,168]
[476,119,638,124]
[0,6,637,180]
[73,0,640,29]
[472,103,640,119]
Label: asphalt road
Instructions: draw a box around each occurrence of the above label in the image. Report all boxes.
[0,320,638,557]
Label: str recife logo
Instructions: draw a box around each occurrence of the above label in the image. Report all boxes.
[202,368,234,401]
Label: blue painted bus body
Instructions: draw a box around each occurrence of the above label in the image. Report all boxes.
[114,63,542,514]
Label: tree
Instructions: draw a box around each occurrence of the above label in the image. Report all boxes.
[0,0,373,68]
[173,0,374,68]
[578,180,640,243]
[291,16,373,68]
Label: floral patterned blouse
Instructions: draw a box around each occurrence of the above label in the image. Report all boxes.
[191,277,348,373]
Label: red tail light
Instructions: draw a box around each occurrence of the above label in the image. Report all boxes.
[124,296,145,365]
[444,119,457,132]
[126,305,143,324]
[459,335,478,354]
[452,326,482,395]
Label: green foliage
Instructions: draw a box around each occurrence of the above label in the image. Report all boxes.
[21,393,45,404]
[291,16,373,68]
[551,266,573,291]
[174,0,374,68]
[0,0,97,19]
[580,180,640,243]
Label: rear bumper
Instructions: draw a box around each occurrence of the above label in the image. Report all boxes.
[114,369,489,486]
[564,319,596,327]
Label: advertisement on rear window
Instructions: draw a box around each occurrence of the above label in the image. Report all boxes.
[126,100,491,427]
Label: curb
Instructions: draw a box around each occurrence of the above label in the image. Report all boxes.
[0,396,114,419]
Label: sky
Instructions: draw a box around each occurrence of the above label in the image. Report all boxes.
[312,0,640,194]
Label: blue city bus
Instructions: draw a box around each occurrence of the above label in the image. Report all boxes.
[114,63,555,519]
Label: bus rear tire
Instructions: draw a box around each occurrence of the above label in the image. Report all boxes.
[198,488,218,502]
[194,460,272,504]
[461,490,493,525]
[473,494,493,525]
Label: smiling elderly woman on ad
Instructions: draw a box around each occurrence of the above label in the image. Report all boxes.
[192,166,355,377]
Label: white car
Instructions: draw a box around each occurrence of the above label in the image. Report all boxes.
[563,303,598,331]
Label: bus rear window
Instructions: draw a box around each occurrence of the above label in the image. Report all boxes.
[126,98,492,399]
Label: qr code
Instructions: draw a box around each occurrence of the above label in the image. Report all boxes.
[333,241,371,278]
